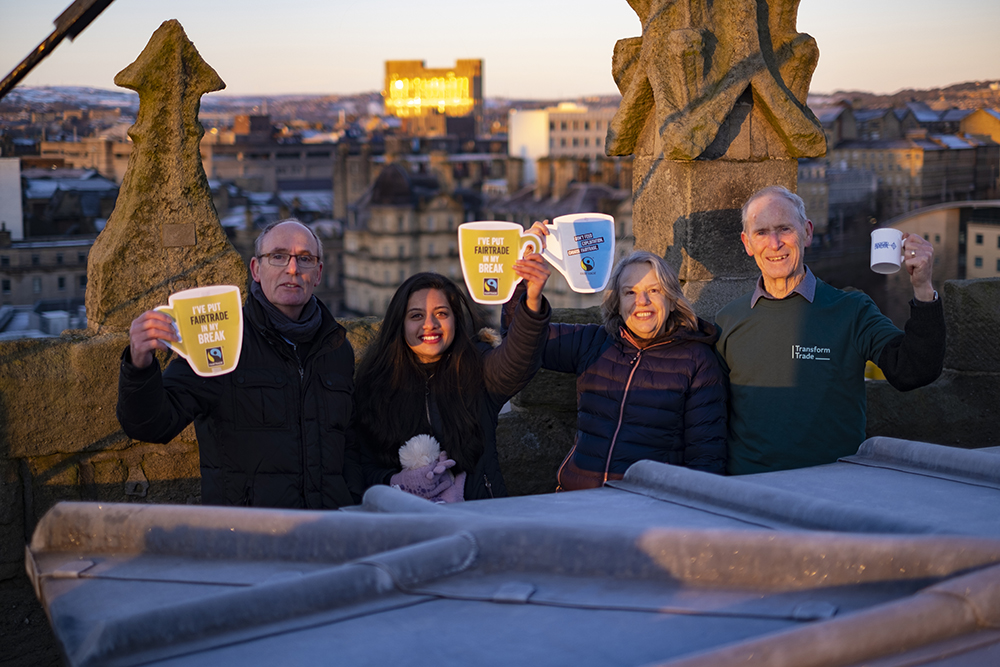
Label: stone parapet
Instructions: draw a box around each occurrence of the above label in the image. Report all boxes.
[866,277,1000,448]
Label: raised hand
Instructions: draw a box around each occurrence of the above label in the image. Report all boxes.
[129,310,180,369]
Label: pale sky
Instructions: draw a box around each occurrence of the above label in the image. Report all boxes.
[0,0,997,99]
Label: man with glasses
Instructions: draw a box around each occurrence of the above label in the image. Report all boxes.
[117,219,362,509]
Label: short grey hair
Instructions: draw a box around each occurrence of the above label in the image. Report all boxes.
[254,219,324,259]
[741,186,808,234]
[601,250,699,339]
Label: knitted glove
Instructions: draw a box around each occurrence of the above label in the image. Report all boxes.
[430,472,466,504]
[390,456,456,499]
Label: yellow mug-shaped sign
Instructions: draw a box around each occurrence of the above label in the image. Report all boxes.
[458,222,542,304]
[154,285,244,377]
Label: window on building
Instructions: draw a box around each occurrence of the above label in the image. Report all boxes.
[427,216,434,231]
[560,122,567,131]
[936,235,941,244]
[32,277,41,293]
[584,121,590,130]
[572,138,579,147]
[399,244,405,258]
[1,279,9,294]
[447,216,454,230]
[428,242,435,257]
[79,275,87,289]
[549,121,554,131]
[397,215,405,230]
[31,254,40,266]
[0,256,7,267]
[976,234,984,245]
[975,256,983,268]
[596,137,602,147]
[56,253,64,265]
[560,138,566,147]
[584,138,589,147]
[996,258,1000,272]
[58,276,66,291]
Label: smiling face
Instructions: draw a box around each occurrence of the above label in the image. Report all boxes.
[618,262,672,340]
[404,288,456,364]
[249,221,323,320]
[741,193,813,296]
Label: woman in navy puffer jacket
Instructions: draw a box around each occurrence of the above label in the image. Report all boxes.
[509,245,727,490]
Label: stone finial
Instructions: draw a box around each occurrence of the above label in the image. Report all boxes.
[607,0,827,160]
[85,20,248,333]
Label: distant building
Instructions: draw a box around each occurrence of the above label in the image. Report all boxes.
[0,229,93,308]
[508,103,618,183]
[202,135,335,193]
[882,200,1000,325]
[0,158,24,240]
[21,168,118,236]
[39,138,132,183]
[796,160,830,235]
[342,163,473,316]
[383,60,483,133]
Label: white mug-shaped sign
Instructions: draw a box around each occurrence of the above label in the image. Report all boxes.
[541,213,616,293]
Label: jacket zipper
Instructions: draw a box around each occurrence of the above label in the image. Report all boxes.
[602,335,673,484]
[603,350,643,483]
[285,338,307,505]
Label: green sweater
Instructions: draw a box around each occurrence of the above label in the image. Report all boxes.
[716,280,902,475]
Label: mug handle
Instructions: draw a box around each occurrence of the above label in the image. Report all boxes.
[519,232,543,258]
[153,305,186,356]
[539,224,567,274]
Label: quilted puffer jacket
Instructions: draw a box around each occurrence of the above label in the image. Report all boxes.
[542,320,727,477]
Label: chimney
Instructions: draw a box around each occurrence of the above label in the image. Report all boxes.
[535,157,552,200]
[506,157,524,193]
[619,157,633,191]
[429,151,454,194]
[598,156,617,187]
[552,157,575,200]
[334,143,349,221]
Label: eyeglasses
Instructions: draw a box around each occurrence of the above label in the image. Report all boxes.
[258,253,320,269]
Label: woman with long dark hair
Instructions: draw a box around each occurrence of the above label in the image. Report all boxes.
[356,254,551,501]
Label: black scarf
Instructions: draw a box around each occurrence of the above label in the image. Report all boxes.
[250,280,322,344]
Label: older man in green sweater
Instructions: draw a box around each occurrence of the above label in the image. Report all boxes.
[715,186,945,475]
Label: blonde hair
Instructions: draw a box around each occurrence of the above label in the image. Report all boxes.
[601,251,698,339]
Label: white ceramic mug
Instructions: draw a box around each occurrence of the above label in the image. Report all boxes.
[540,213,616,293]
[871,228,904,274]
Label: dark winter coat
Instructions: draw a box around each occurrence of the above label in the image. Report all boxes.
[361,294,551,500]
[117,294,361,509]
[542,320,727,476]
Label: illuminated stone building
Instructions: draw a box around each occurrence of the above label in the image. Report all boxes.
[383,59,483,133]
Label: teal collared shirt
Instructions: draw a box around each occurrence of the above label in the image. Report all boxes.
[750,266,817,308]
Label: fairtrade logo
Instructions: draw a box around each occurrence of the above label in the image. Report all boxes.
[484,278,499,296]
[207,347,224,367]
[581,256,595,272]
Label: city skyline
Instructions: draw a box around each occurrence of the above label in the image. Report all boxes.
[0,0,998,100]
